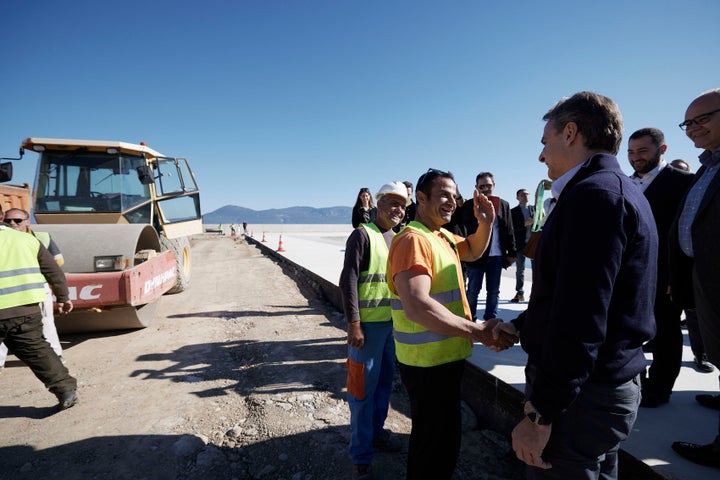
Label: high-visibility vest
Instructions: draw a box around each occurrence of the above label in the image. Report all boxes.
[0,226,47,309]
[357,223,393,323]
[388,221,472,367]
[33,231,51,248]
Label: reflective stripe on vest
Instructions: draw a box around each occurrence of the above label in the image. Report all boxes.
[389,221,472,367]
[357,223,393,322]
[0,227,48,309]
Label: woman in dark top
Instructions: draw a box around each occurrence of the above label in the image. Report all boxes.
[351,187,377,228]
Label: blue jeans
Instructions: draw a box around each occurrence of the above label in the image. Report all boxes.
[466,256,503,320]
[347,321,396,465]
[525,369,641,480]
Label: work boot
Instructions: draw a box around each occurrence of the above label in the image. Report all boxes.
[372,429,402,452]
[510,293,524,303]
[56,390,78,411]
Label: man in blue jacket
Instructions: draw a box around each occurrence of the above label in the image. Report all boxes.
[496,91,658,479]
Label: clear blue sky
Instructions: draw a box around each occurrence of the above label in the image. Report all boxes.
[1,0,718,214]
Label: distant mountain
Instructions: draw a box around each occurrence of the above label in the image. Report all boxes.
[203,205,352,224]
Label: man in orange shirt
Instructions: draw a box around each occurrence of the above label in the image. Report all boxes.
[387,168,514,479]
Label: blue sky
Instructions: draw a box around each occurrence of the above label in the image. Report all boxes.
[1,0,718,214]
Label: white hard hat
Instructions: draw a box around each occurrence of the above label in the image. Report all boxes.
[376,181,411,206]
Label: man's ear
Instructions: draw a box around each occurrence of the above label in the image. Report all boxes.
[563,122,578,144]
[660,144,668,155]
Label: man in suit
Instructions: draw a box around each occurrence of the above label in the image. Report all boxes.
[670,88,720,468]
[458,172,516,320]
[627,128,694,408]
[495,91,657,479]
[510,189,535,303]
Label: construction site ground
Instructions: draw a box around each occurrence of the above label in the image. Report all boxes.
[0,235,523,480]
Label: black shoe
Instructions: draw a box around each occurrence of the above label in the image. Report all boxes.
[672,441,720,467]
[640,389,669,408]
[510,294,524,303]
[351,464,374,480]
[372,429,402,452]
[696,394,720,410]
[693,355,715,373]
[56,390,78,411]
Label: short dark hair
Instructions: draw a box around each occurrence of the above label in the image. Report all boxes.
[416,169,455,196]
[475,172,494,184]
[629,128,665,147]
[402,180,413,189]
[670,159,691,172]
[543,91,623,155]
[516,188,529,196]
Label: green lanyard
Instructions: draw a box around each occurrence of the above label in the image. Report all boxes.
[531,179,552,232]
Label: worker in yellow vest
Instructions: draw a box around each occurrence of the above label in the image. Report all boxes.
[0,208,65,368]
[387,169,514,479]
[340,181,409,480]
[0,205,77,410]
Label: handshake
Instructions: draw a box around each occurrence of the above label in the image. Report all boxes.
[471,318,519,352]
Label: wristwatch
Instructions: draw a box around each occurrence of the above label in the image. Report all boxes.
[524,401,552,426]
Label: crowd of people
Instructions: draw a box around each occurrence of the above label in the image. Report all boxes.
[342,88,720,479]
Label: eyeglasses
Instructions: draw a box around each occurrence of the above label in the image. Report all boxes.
[679,108,720,130]
[417,168,448,191]
[5,218,27,224]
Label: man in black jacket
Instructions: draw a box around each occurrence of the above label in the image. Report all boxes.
[627,128,694,408]
[457,172,515,321]
[670,88,720,468]
[510,189,535,303]
[496,92,657,479]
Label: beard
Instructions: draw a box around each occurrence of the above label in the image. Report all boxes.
[634,150,662,175]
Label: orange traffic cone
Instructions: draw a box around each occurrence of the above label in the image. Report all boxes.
[261,232,267,242]
[277,234,286,252]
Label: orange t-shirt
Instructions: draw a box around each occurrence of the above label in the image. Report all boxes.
[388,227,472,320]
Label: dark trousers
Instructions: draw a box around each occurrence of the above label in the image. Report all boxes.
[0,312,76,395]
[645,292,683,397]
[693,267,720,444]
[527,374,641,480]
[399,360,465,480]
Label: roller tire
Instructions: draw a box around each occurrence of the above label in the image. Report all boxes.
[160,235,191,294]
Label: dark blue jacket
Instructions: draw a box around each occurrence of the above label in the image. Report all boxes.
[517,153,657,421]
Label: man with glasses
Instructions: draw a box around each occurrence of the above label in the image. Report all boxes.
[0,204,78,410]
[670,88,720,468]
[457,172,516,321]
[386,168,513,479]
[494,92,657,479]
[0,208,65,370]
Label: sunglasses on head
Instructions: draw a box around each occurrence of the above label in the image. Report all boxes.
[416,168,449,191]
